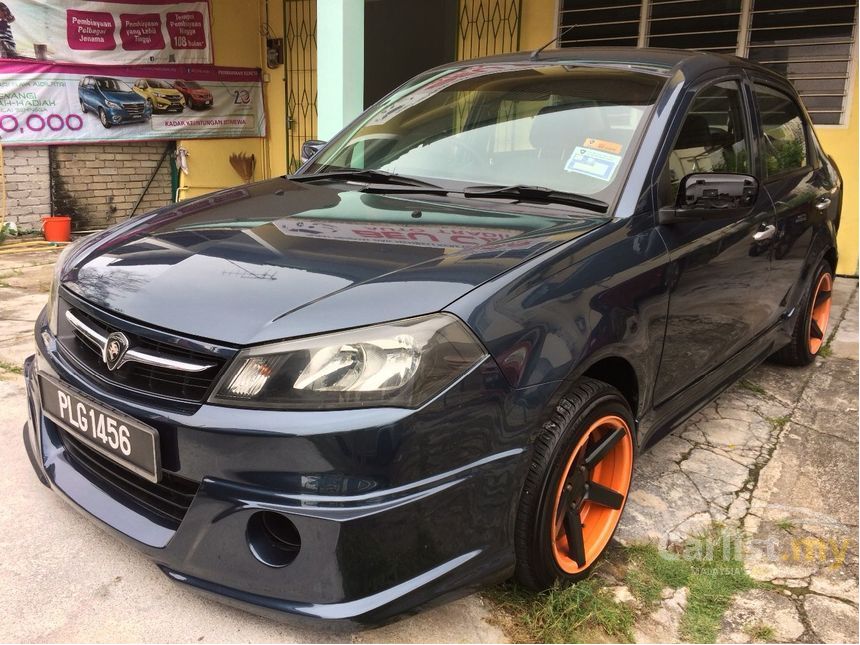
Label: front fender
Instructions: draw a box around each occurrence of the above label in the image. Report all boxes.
[447,218,671,425]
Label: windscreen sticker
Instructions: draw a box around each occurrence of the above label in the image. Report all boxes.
[564,146,622,182]
[583,138,623,154]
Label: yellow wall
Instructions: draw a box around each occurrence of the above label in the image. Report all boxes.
[177,0,287,200]
[816,86,858,276]
[519,0,556,50]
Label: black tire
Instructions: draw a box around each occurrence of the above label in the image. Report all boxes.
[771,259,834,366]
[514,377,636,590]
[98,108,111,128]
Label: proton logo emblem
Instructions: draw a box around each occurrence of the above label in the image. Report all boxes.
[102,332,129,371]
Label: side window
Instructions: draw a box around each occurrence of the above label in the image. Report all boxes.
[753,84,808,177]
[662,80,750,204]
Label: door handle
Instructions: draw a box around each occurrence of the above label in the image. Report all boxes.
[815,197,832,211]
[753,224,776,242]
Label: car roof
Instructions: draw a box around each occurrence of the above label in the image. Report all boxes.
[434,47,780,82]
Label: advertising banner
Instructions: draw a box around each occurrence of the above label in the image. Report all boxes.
[0,1,212,65]
[0,61,265,145]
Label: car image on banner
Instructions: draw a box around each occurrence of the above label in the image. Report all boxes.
[172,79,212,109]
[78,76,152,128]
[132,78,185,113]
[0,61,264,143]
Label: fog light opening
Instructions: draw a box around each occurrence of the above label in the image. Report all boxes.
[246,511,301,568]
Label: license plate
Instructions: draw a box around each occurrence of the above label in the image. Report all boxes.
[39,375,160,482]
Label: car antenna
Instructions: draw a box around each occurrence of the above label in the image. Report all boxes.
[530,25,575,60]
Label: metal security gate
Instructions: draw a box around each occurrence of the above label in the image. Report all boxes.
[457,0,522,60]
[284,0,318,173]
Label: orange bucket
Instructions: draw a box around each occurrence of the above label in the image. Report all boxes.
[42,216,72,242]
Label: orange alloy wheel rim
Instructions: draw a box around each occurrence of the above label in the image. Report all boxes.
[808,272,833,354]
[551,415,634,574]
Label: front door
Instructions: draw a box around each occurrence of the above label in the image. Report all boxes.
[653,78,774,405]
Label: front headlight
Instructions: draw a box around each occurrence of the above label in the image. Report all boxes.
[105,100,120,109]
[209,314,487,410]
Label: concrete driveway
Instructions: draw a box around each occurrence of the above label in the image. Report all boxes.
[1,248,857,643]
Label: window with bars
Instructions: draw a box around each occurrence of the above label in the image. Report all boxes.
[558,0,858,125]
[558,0,641,47]
[747,1,856,125]
[648,0,742,53]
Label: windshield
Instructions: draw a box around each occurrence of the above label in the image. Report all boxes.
[306,64,666,202]
[181,80,202,89]
[147,79,172,89]
[97,78,132,92]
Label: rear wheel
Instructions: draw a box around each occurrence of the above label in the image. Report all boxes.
[515,378,635,589]
[771,259,834,366]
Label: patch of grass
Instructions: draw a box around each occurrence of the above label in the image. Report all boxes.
[767,415,790,431]
[487,529,756,644]
[487,578,635,644]
[0,268,23,288]
[818,341,833,358]
[625,543,692,605]
[775,518,795,532]
[679,529,756,642]
[745,622,776,642]
[739,379,767,395]
[0,360,23,375]
[623,531,755,642]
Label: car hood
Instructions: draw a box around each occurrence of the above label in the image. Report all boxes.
[101,89,142,103]
[62,178,608,345]
[152,89,183,97]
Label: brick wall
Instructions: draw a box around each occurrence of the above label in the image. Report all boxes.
[1,142,174,232]
[52,142,174,229]
[1,147,51,231]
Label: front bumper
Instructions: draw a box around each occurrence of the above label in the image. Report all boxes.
[23,311,536,625]
[107,106,151,124]
[151,96,184,111]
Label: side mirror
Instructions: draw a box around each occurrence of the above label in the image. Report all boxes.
[659,173,759,224]
[300,139,327,165]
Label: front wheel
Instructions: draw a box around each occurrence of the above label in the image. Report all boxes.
[771,259,834,366]
[98,108,111,128]
[514,378,635,589]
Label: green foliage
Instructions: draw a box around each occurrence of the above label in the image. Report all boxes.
[487,578,635,644]
[764,135,805,175]
[776,518,795,532]
[0,360,23,375]
[739,379,767,395]
[746,622,776,642]
[625,543,692,605]
[679,529,756,642]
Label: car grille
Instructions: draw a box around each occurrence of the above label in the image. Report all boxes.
[58,305,227,403]
[59,429,199,528]
[122,102,145,116]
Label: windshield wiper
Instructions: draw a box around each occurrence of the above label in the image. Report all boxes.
[463,184,608,214]
[292,169,444,190]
